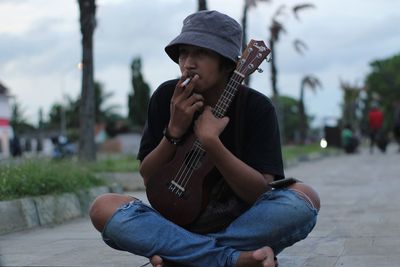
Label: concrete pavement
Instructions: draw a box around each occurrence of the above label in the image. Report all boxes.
[1,145,399,267]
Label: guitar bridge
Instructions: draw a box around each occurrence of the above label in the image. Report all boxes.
[168,181,185,197]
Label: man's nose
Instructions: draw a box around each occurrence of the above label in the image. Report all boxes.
[183,55,196,70]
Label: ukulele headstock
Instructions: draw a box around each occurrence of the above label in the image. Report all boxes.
[236,40,271,78]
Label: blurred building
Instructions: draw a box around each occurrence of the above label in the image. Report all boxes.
[98,133,142,155]
[0,81,12,158]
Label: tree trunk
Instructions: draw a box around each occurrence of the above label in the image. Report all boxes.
[241,3,250,85]
[198,0,207,11]
[269,37,284,144]
[78,0,96,161]
[298,84,307,144]
[269,37,278,98]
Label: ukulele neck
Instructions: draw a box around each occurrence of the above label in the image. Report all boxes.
[212,71,244,118]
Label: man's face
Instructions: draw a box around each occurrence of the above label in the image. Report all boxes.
[178,45,227,95]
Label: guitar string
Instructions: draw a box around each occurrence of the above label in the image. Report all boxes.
[179,141,205,189]
[171,54,259,193]
[179,75,242,190]
[168,139,199,193]
[176,73,244,191]
[172,74,241,191]
[176,76,241,192]
[172,61,249,192]
[172,139,203,192]
[173,56,255,189]
[172,73,243,190]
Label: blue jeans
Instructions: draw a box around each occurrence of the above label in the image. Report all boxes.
[102,189,318,267]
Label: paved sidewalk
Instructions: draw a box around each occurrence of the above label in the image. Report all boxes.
[1,145,399,267]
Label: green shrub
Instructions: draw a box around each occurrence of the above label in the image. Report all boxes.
[282,143,339,161]
[0,144,338,201]
[0,160,105,201]
[88,154,139,173]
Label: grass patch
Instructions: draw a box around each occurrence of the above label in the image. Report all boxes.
[282,143,339,162]
[0,160,106,201]
[87,154,139,173]
[0,144,339,201]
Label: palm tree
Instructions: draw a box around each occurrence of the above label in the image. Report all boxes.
[128,57,151,128]
[198,0,207,11]
[267,3,315,144]
[340,81,363,128]
[298,75,322,144]
[241,0,271,85]
[268,3,314,98]
[77,0,96,161]
[94,81,120,124]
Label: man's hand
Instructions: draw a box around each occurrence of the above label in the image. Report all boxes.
[194,106,229,146]
[168,73,204,138]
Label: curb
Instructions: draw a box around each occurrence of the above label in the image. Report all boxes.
[97,172,145,191]
[284,150,343,169]
[0,151,341,236]
[0,184,123,235]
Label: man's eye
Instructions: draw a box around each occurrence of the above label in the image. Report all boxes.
[179,48,188,55]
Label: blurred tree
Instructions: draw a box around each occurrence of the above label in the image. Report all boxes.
[38,108,44,130]
[36,108,44,152]
[48,95,80,132]
[298,75,322,144]
[268,3,314,98]
[65,95,80,129]
[340,81,363,130]
[198,0,207,11]
[241,0,271,85]
[94,81,120,123]
[128,57,151,128]
[10,99,35,134]
[104,113,126,138]
[47,81,119,133]
[278,95,301,143]
[48,103,62,129]
[267,3,315,144]
[365,53,400,130]
[77,0,96,161]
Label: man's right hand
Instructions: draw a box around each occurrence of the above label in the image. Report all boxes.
[168,73,203,138]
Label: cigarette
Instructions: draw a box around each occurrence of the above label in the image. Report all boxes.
[181,77,191,87]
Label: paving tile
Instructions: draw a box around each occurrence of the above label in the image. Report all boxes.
[1,146,400,266]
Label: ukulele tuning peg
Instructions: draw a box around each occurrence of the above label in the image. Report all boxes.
[266,55,272,63]
[257,68,263,73]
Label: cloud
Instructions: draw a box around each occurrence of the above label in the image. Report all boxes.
[1,0,400,125]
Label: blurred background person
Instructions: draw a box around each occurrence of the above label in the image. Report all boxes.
[368,102,384,153]
[341,124,359,154]
[393,101,400,152]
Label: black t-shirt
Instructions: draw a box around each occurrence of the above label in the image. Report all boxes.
[138,79,284,232]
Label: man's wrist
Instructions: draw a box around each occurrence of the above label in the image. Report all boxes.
[163,127,184,145]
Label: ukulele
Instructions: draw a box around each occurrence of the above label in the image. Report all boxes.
[146,40,271,226]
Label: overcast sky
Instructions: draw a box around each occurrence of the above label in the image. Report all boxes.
[1,0,400,128]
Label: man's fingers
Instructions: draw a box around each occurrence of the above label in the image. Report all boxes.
[150,255,163,267]
[179,74,199,98]
[172,73,192,98]
[188,100,204,114]
[187,93,204,106]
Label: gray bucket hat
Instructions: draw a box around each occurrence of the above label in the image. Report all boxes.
[165,10,243,64]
